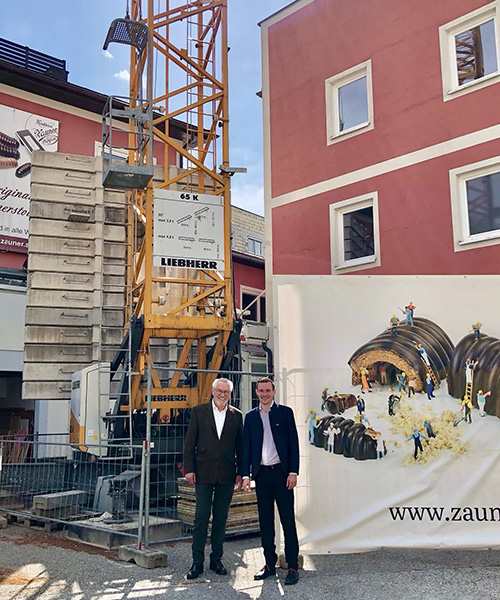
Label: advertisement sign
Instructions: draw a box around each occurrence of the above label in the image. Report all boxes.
[0,105,59,253]
[153,188,225,270]
[275,274,500,553]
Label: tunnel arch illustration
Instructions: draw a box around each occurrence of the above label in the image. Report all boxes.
[348,317,454,392]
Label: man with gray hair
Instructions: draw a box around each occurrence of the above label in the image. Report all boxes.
[183,377,243,579]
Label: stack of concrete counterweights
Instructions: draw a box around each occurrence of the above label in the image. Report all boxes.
[177,478,259,533]
[23,152,127,430]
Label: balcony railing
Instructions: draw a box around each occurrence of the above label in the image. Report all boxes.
[0,37,68,81]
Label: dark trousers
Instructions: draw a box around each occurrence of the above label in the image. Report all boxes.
[255,466,299,570]
[192,482,234,564]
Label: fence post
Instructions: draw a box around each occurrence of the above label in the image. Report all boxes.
[145,363,152,549]
[137,441,147,550]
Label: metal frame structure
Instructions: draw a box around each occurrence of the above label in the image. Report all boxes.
[124,0,233,417]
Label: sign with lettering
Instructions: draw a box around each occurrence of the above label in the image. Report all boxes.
[153,188,225,270]
[0,105,59,253]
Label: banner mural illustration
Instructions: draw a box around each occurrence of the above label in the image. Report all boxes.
[274,275,500,553]
[0,104,59,253]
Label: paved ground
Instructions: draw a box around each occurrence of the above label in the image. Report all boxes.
[1,525,500,599]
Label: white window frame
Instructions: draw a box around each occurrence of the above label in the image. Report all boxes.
[439,1,500,101]
[325,59,373,145]
[329,191,380,273]
[450,155,500,252]
[240,285,265,322]
[247,237,264,256]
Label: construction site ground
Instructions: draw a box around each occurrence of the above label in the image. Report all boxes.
[1,523,500,599]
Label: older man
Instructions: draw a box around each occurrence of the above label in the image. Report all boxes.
[183,378,243,579]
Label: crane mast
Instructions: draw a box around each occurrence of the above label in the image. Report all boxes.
[124,0,233,419]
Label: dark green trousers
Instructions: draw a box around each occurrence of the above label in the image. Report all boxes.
[192,482,234,564]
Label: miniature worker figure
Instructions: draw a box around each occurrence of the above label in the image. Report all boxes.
[360,369,371,393]
[360,412,370,428]
[375,432,386,459]
[407,377,416,398]
[305,408,317,444]
[320,386,330,411]
[356,395,366,415]
[470,322,482,341]
[396,372,406,393]
[407,302,416,318]
[323,423,339,453]
[465,359,479,385]
[477,390,491,417]
[423,418,435,438]
[390,314,399,335]
[461,397,473,424]
[400,305,414,326]
[416,343,431,367]
[407,428,427,460]
[379,363,388,385]
[388,394,400,416]
[426,373,435,399]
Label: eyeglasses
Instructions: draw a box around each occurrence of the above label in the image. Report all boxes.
[214,389,231,395]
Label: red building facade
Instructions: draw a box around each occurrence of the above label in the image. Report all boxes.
[262,0,500,278]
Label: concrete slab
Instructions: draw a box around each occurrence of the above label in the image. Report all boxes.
[118,544,168,568]
[0,516,7,529]
[66,514,182,549]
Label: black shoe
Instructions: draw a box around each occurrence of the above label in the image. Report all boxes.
[187,563,204,579]
[254,564,276,580]
[209,559,227,575]
[284,568,299,585]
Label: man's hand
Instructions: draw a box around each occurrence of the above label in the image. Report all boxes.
[234,475,242,491]
[242,477,251,492]
[286,473,297,490]
[185,472,196,485]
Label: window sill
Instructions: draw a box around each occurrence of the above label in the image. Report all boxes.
[458,231,500,246]
[334,254,377,272]
[445,71,500,100]
[328,121,372,145]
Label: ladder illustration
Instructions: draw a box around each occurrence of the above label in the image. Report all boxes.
[420,356,439,389]
[454,369,475,426]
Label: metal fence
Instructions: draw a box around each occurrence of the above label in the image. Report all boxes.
[0,367,270,549]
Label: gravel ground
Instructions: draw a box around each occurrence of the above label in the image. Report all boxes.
[1,525,500,599]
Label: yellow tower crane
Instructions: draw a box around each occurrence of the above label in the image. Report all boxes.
[102,0,238,436]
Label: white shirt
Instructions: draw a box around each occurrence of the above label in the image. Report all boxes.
[259,402,281,466]
[212,400,227,439]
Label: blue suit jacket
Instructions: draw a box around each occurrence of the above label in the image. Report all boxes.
[242,403,299,479]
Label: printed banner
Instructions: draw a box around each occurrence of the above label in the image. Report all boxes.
[0,105,59,253]
[275,275,500,553]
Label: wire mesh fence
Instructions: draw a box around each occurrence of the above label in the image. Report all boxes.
[0,367,271,548]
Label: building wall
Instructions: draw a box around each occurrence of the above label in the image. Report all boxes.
[263,0,500,277]
[232,205,265,256]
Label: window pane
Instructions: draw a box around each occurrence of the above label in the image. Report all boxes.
[338,76,368,131]
[466,172,500,235]
[242,292,258,321]
[343,206,374,261]
[455,19,498,86]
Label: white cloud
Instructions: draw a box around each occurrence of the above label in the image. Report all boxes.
[114,69,130,83]
[102,49,114,59]
[231,181,264,216]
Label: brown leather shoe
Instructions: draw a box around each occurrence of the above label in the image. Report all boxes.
[254,564,276,580]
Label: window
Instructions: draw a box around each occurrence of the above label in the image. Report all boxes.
[329,192,380,273]
[241,287,266,322]
[450,156,500,251]
[439,2,500,100]
[248,237,264,256]
[325,60,373,144]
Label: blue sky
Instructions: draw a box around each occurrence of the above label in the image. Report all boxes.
[0,1,291,215]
